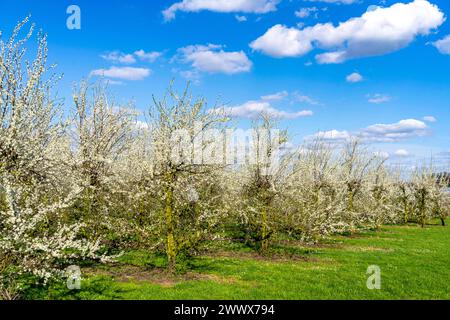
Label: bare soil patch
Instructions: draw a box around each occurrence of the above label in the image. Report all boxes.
[83,265,240,287]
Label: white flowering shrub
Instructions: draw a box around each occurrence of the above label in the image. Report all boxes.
[407,167,449,227]
[430,174,450,226]
[358,157,399,228]
[393,179,415,224]
[0,19,108,299]
[68,81,137,242]
[226,115,288,252]
[280,140,349,242]
[141,84,229,269]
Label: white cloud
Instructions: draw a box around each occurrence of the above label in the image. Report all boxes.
[101,50,162,64]
[250,24,314,58]
[259,90,318,105]
[423,115,437,122]
[346,72,363,83]
[315,51,347,64]
[218,100,313,119]
[306,129,351,143]
[295,7,318,19]
[172,68,202,85]
[306,119,429,143]
[90,66,151,81]
[394,149,411,157]
[250,0,445,63]
[163,0,280,21]
[179,69,200,80]
[361,119,428,142]
[177,44,252,74]
[433,35,450,54]
[134,50,163,62]
[100,51,136,64]
[293,92,320,105]
[235,15,248,22]
[368,94,391,104]
[261,91,288,101]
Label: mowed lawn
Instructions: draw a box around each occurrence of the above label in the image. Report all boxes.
[30,220,450,300]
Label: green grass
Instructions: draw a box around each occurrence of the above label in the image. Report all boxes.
[27,220,450,300]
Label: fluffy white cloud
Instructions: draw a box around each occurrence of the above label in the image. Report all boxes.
[90,66,151,81]
[346,72,363,83]
[218,100,313,119]
[433,35,450,55]
[306,129,351,143]
[177,44,252,74]
[368,94,391,104]
[134,50,163,62]
[315,51,347,64]
[361,119,428,142]
[250,24,313,58]
[306,119,429,143]
[163,0,280,21]
[100,51,136,64]
[423,115,437,122]
[251,0,445,63]
[394,149,411,157]
[101,50,162,64]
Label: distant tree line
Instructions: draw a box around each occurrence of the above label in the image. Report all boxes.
[434,172,450,187]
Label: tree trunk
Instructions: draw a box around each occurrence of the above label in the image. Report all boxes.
[419,189,426,228]
[441,218,446,226]
[347,190,354,212]
[165,182,176,271]
[403,199,409,224]
[260,207,269,253]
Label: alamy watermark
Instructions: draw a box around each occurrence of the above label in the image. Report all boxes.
[366,265,381,290]
[66,5,81,30]
[167,123,283,173]
[66,265,82,290]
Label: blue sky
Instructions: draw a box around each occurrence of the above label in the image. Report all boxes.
[0,0,449,169]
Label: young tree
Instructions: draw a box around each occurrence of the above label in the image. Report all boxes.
[145,83,228,270]
[230,114,287,252]
[409,167,436,228]
[70,81,137,238]
[396,180,414,224]
[366,159,397,228]
[430,174,450,226]
[339,139,378,228]
[0,18,106,299]
[281,140,347,242]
